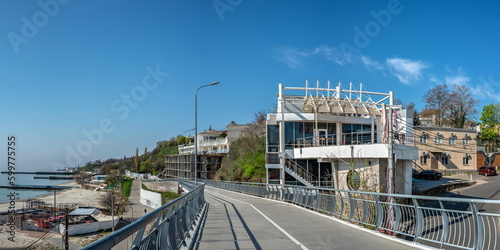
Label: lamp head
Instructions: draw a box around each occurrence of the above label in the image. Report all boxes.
[211,81,220,85]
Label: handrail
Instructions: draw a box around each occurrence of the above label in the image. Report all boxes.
[285,158,318,184]
[83,181,206,250]
[204,180,500,250]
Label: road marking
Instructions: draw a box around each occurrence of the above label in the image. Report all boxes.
[206,190,309,250]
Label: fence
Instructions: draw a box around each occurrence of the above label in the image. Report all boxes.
[203,180,500,250]
[82,181,206,250]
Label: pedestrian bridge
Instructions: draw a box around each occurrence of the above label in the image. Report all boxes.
[84,181,500,250]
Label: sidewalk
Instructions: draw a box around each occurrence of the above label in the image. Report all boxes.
[412,173,475,194]
[113,179,152,250]
[121,179,151,223]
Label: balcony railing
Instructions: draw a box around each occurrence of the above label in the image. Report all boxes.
[288,130,408,149]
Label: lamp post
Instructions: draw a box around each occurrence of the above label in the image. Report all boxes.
[129,206,134,222]
[195,81,220,185]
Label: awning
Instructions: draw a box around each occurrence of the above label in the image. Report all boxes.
[69,208,98,216]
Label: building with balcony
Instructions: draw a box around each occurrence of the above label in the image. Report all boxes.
[164,122,249,180]
[413,126,477,171]
[266,81,418,194]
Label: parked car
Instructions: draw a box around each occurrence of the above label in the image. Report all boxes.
[477,166,497,176]
[413,170,442,180]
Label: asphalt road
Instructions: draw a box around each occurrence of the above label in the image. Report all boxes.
[439,173,500,214]
[195,186,422,250]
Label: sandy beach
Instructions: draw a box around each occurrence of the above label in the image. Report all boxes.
[0,181,103,212]
[0,181,105,249]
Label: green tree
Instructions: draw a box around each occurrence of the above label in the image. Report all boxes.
[140,161,149,173]
[135,147,139,172]
[217,112,266,182]
[480,104,500,152]
[177,136,185,145]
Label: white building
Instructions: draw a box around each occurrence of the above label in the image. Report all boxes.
[166,122,250,180]
[265,81,418,194]
[178,122,248,155]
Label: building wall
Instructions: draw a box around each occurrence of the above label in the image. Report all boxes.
[164,154,222,180]
[165,154,193,179]
[492,154,500,167]
[334,158,411,194]
[477,152,487,168]
[140,188,162,209]
[413,127,476,171]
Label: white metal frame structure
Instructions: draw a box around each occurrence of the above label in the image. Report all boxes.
[266,80,417,194]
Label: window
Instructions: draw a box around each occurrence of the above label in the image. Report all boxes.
[435,136,442,145]
[267,125,279,146]
[463,157,470,165]
[441,156,448,165]
[463,138,470,146]
[420,135,427,144]
[420,155,428,165]
[449,137,456,146]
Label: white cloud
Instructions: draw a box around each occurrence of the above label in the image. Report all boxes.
[275,45,358,68]
[429,76,442,84]
[444,67,470,86]
[312,45,357,66]
[470,74,500,102]
[386,58,430,85]
[274,46,310,69]
[360,55,384,70]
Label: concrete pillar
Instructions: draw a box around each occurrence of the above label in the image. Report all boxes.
[336,122,342,145]
[332,161,339,190]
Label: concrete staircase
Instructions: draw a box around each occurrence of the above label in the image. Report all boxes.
[284,158,317,187]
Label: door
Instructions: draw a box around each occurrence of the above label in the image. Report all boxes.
[315,129,328,146]
[430,157,438,169]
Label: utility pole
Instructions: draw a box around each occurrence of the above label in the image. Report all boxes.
[388,108,395,194]
[65,209,69,250]
[278,84,286,185]
[111,190,115,233]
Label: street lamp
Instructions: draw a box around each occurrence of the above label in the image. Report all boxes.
[129,206,134,223]
[195,81,220,185]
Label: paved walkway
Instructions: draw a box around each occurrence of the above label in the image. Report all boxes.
[121,179,151,223]
[113,179,152,250]
[195,186,423,250]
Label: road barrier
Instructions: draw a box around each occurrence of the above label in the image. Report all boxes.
[204,180,500,250]
[83,181,206,250]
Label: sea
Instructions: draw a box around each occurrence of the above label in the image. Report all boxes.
[0,173,71,203]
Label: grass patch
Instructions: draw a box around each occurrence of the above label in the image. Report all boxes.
[121,177,133,197]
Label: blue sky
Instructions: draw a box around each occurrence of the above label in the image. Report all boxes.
[1,0,500,171]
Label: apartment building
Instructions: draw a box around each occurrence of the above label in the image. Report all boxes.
[164,122,249,180]
[266,81,418,194]
[413,126,477,171]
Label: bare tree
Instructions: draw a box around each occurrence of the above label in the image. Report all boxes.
[448,84,478,128]
[99,189,128,215]
[422,84,450,127]
[75,171,92,186]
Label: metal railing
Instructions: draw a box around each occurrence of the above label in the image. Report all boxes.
[83,181,206,250]
[285,158,318,185]
[203,180,500,250]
